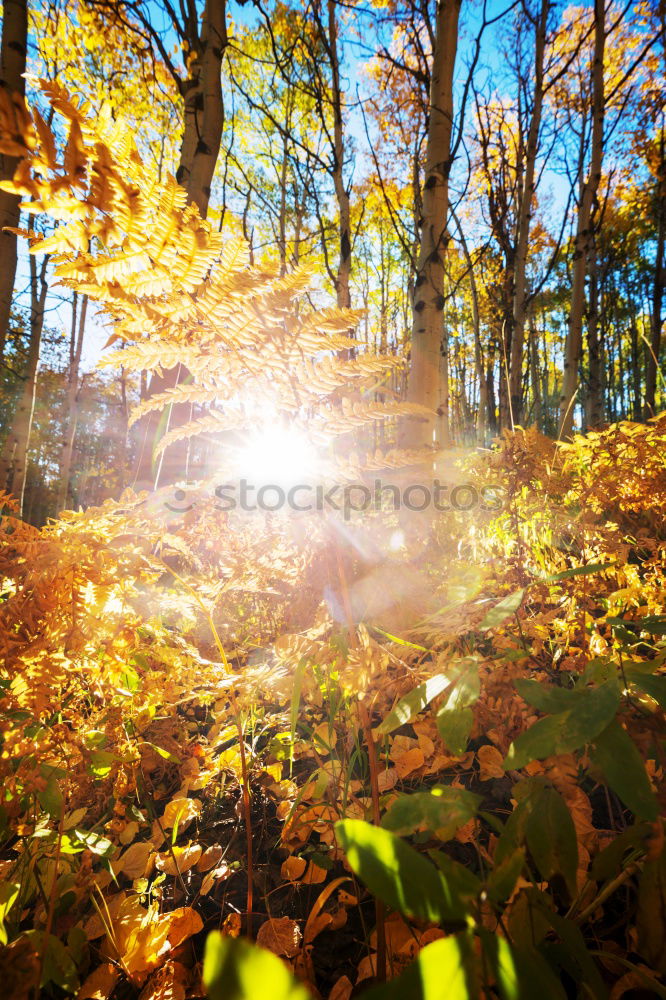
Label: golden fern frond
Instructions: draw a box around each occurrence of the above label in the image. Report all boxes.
[0,82,417,470]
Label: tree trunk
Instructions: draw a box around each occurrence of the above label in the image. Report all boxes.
[0,0,27,361]
[327,0,351,315]
[529,310,542,431]
[402,0,461,449]
[56,293,88,512]
[585,241,604,428]
[559,0,605,438]
[509,0,548,426]
[134,0,227,489]
[176,0,227,218]
[645,124,665,419]
[0,253,48,514]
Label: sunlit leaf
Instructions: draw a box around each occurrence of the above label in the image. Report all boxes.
[203,932,311,1000]
[335,819,468,923]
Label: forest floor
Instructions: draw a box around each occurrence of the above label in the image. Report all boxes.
[0,418,665,1000]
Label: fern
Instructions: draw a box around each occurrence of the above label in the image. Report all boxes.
[0,81,431,475]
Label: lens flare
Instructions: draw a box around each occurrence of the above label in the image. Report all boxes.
[234,422,318,488]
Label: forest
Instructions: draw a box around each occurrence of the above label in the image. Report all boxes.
[0,0,664,997]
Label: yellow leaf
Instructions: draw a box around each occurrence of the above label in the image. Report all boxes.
[116,842,154,880]
[162,797,201,833]
[77,963,119,1000]
[155,844,202,875]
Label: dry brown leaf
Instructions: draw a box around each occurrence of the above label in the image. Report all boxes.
[393,747,425,779]
[302,861,328,884]
[155,844,202,875]
[377,767,397,792]
[256,916,302,957]
[200,864,231,895]
[477,745,505,781]
[77,963,119,1000]
[304,877,351,944]
[281,855,308,881]
[116,841,154,880]
[329,975,353,1000]
[197,844,224,872]
[137,961,188,1000]
[222,913,242,937]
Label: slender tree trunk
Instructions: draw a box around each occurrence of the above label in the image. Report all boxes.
[327,0,351,315]
[0,0,28,361]
[529,309,542,431]
[645,124,665,418]
[585,240,604,427]
[402,0,461,449]
[630,315,642,421]
[559,0,605,438]
[57,293,88,512]
[134,0,227,489]
[509,0,548,425]
[452,207,486,442]
[0,254,48,514]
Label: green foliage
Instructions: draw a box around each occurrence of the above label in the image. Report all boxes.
[203,934,311,1000]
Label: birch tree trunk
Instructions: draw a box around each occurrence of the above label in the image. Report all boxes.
[324,0,351,317]
[176,0,227,218]
[0,254,48,515]
[509,0,548,426]
[402,0,461,449]
[0,0,27,361]
[56,293,88,512]
[134,0,227,488]
[559,0,605,439]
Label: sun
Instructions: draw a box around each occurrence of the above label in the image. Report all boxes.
[233,422,320,489]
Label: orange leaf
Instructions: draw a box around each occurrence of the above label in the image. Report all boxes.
[256,916,302,957]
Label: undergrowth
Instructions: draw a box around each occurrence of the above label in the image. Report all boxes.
[0,417,664,999]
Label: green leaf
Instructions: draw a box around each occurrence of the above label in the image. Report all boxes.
[504,678,620,770]
[606,614,666,635]
[37,774,63,818]
[478,589,525,631]
[24,931,78,993]
[361,933,478,1000]
[590,823,652,881]
[481,932,567,1000]
[540,911,608,1000]
[88,750,117,778]
[370,626,428,651]
[73,828,115,857]
[0,883,20,946]
[335,819,467,924]
[382,787,480,842]
[626,669,666,709]
[436,708,474,756]
[543,562,616,582]
[142,741,180,763]
[375,673,450,736]
[435,659,480,754]
[524,787,578,897]
[589,720,659,821]
[428,850,482,901]
[514,678,577,714]
[203,932,310,1000]
[486,848,526,904]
